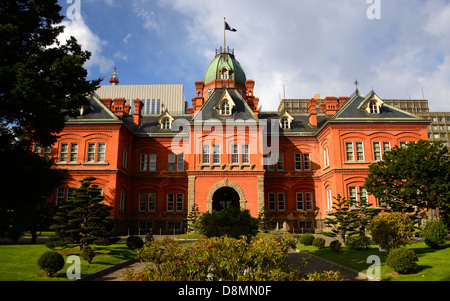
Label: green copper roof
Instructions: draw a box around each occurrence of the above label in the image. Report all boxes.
[204,52,246,84]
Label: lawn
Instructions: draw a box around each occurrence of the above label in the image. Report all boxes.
[297,240,450,281]
[0,243,136,281]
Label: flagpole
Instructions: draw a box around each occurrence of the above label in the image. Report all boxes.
[224,17,226,51]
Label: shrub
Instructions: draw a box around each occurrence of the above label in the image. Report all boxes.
[299,233,314,245]
[330,240,342,253]
[37,251,65,277]
[386,247,418,274]
[45,241,67,250]
[421,219,447,249]
[126,235,144,250]
[82,245,95,264]
[370,212,414,253]
[193,207,259,239]
[312,237,326,249]
[346,235,371,250]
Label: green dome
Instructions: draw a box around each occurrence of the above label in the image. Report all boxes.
[204,52,246,84]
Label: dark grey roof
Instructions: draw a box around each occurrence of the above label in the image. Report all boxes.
[193,88,257,122]
[69,94,118,121]
[333,92,422,120]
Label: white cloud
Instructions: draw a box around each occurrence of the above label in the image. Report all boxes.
[114,51,128,61]
[132,0,159,31]
[57,18,114,74]
[122,33,132,44]
[167,0,450,111]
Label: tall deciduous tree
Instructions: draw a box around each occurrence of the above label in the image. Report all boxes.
[365,140,450,222]
[0,0,101,241]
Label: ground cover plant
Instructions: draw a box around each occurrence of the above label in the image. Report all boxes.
[297,239,450,281]
[0,244,136,281]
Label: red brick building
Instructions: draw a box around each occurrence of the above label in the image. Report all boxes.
[44,48,429,234]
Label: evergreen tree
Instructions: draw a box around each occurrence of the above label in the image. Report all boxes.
[323,194,357,245]
[50,177,118,248]
[186,202,200,233]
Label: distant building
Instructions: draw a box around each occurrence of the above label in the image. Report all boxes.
[42,49,430,235]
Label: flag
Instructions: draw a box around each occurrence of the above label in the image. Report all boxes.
[225,22,237,32]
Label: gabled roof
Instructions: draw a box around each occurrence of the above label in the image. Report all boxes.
[193,88,258,122]
[332,91,422,121]
[67,93,119,122]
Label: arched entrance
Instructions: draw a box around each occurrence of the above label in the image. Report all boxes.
[212,187,240,211]
[206,179,247,212]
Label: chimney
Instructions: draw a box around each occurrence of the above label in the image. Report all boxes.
[307,97,317,128]
[323,96,339,115]
[112,98,126,116]
[133,98,143,127]
[101,98,113,110]
[192,80,205,115]
[338,96,350,109]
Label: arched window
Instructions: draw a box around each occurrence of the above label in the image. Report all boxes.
[281,118,289,129]
[220,100,231,115]
[207,88,212,97]
[369,101,379,114]
[162,118,171,129]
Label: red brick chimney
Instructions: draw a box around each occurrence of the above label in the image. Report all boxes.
[112,98,126,116]
[133,98,143,127]
[307,97,318,128]
[101,98,113,110]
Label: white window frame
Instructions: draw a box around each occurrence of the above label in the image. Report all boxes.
[296,192,304,210]
[241,144,249,164]
[295,153,302,170]
[59,143,68,162]
[356,142,364,161]
[346,142,354,161]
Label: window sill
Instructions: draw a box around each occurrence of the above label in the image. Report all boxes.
[82,162,109,166]
[56,162,81,165]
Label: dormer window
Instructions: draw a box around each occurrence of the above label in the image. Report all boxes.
[279,111,294,129]
[281,118,290,129]
[369,101,379,114]
[162,118,171,129]
[220,100,231,115]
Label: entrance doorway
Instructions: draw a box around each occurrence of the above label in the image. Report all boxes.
[212,187,240,211]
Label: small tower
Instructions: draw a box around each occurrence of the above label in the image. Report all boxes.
[109,66,119,85]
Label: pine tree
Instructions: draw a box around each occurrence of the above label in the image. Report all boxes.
[186,202,200,233]
[323,194,357,245]
[50,177,118,248]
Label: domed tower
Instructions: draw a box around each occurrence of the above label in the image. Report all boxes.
[190,47,258,116]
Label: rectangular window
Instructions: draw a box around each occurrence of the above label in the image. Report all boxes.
[346,142,354,161]
[326,189,333,210]
[177,154,184,171]
[349,186,357,205]
[296,192,304,210]
[149,154,157,171]
[213,144,220,164]
[323,148,329,167]
[139,193,147,211]
[202,145,210,164]
[176,193,183,211]
[400,141,407,149]
[295,153,302,170]
[119,190,126,211]
[67,188,75,200]
[278,193,285,211]
[168,154,175,171]
[231,144,239,164]
[122,148,128,169]
[305,192,313,210]
[148,193,156,211]
[303,153,311,170]
[277,153,284,170]
[268,193,276,211]
[383,142,391,153]
[373,142,381,161]
[359,186,368,205]
[97,143,106,162]
[167,193,174,211]
[140,154,148,171]
[87,143,96,162]
[241,144,249,164]
[356,142,364,161]
[56,188,65,206]
[43,146,51,158]
[59,143,68,162]
[69,143,78,163]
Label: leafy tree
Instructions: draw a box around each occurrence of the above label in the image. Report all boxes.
[0,0,101,240]
[50,177,118,248]
[365,140,450,222]
[193,206,259,239]
[370,212,414,253]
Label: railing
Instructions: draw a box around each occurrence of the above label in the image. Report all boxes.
[216,47,234,56]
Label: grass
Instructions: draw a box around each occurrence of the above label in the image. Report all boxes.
[0,243,136,281]
[297,240,450,281]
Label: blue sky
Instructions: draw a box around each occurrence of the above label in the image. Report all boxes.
[57,0,450,112]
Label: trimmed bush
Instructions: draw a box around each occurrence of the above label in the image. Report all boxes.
[346,235,371,250]
[299,233,314,245]
[421,219,447,249]
[370,212,414,253]
[386,247,418,274]
[312,237,326,249]
[126,235,144,250]
[82,245,95,264]
[37,251,65,277]
[330,240,342,253]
